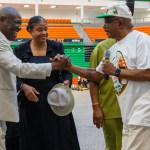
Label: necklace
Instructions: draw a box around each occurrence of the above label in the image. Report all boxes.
[30,41,47,56]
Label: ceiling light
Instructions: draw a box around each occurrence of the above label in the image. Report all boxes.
[76,6,81,9]
[24,5,29,8]
[51,5,56,8]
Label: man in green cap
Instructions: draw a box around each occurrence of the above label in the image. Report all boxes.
[66,2,150,150]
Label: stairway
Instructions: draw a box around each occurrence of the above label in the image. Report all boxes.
[73,24,93,45]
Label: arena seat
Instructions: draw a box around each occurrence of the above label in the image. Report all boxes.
[48,24,73,27]
[46,18,71,23]
[21,24,28,27]
[17,28,31,38]
[84,28,108,42]
[48,27,79,39]
[22,18,72,24]
[17,26,79,40]
[22,18,29,23]
[84,26,150,42]
[134,26,150,36]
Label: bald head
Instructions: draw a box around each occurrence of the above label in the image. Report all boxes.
[0,6,21,18]
[0,6,22,41]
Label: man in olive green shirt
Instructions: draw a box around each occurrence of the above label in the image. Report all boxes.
[89,39,123,150]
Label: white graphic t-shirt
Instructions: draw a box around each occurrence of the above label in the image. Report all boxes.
[96,30,150,126]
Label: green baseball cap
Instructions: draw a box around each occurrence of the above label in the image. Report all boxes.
[96,3,133,20]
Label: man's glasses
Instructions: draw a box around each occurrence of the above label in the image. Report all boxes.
[104,18,119,24]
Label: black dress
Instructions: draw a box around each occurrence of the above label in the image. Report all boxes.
[14,40,80,150]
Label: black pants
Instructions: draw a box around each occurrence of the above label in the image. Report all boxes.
[6,136,20,150]
[5,122,20,150]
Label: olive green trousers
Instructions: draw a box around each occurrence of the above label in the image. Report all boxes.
[103,118,123,150]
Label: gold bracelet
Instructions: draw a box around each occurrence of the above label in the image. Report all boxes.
[92,103,99,106]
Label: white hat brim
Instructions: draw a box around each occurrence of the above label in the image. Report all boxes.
[47,83,74,116]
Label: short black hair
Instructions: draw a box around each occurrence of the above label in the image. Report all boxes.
[26,15,47,32]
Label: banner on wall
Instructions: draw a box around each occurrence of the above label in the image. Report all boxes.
[63,38,83,43]
[15,38,83,43]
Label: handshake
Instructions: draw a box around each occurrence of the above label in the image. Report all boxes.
[51,54,106,82]
[51,54,72,70]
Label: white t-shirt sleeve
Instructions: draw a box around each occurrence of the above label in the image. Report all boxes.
[96,59,104,74]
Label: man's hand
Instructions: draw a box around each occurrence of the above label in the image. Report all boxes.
[66,57,72,68]
[102,61,116,76]
[63,80,70,86]
[50,54,65,62]
[52,56,70,70]
[93,105,104,128]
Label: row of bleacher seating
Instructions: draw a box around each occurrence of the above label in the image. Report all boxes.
[83,26,150,42]
[48,28,79,38]
[134,26,150,36]
[84,28,107,42]
[22,18,71,23]
[17,27,79,39]
[21,23,73,27]
[17,25,150,42]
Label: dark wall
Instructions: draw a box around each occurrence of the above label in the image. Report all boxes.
[126,0,135,16]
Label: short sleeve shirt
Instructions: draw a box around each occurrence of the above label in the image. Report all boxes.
[109,31,150,126]
[90,39,121,119]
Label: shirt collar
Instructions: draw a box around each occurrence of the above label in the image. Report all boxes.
[26,39,52,54]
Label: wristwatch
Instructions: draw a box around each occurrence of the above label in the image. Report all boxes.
[114,68,121,77]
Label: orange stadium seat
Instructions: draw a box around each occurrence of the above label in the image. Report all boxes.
[21,24,28,27]
[84,28,108,42]
[84,26,150,43]
[48,27,79,38]
[49,19,53,23]
[48,24,73,27]
[17,27,31,38]
[134,26,150,36]
[17,26,79,39]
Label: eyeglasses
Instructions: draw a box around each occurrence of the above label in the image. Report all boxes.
[104,18,119,24]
